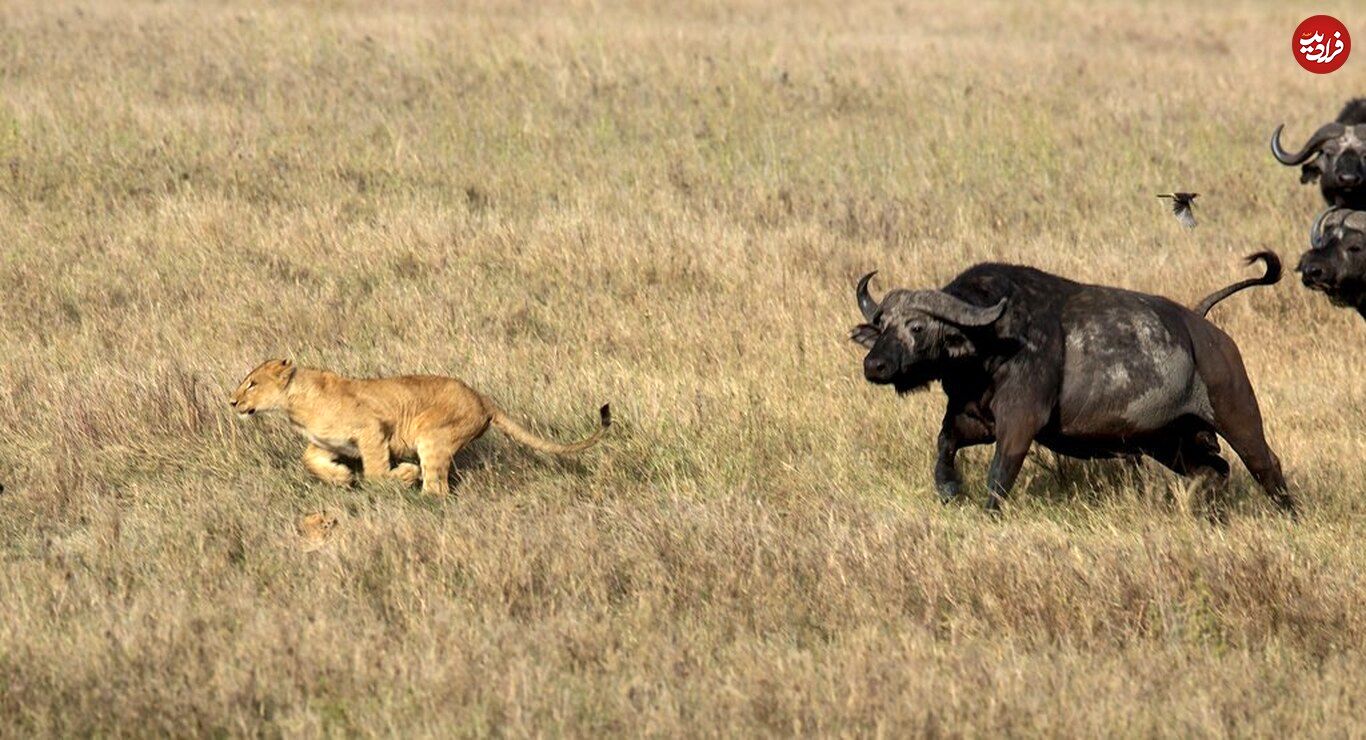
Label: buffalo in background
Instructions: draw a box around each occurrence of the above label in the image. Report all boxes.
[1271,98,1366,209]
[850,255,1296,516]
[1300,207,1366,320]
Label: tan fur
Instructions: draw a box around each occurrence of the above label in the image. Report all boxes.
[229,360,610,496]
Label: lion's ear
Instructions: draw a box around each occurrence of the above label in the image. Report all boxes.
[279,360,296,385]
[850,324,880,349]
[280,359,292,367]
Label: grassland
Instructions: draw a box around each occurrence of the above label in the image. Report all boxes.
[1,0,1364,735]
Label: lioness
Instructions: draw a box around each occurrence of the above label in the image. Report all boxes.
[229,359,610,495]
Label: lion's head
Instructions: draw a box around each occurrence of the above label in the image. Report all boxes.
[229,359,296,417]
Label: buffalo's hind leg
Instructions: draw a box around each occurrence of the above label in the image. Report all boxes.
[1203,360,1298,517]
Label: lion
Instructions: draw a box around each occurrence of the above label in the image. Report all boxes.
[229,359,610,496]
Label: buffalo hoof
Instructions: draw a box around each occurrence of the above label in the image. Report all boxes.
[983,494,1005,518]
[936,481,961,504]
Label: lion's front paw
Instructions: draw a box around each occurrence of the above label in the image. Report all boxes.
[392,462,422,486]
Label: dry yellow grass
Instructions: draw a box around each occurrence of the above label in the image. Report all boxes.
[1,0,1364,735]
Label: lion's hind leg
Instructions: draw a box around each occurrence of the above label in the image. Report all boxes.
[415,419,488,497]
[303,444,355,487]
[415,434,457,497]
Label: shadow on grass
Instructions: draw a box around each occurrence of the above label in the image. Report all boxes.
[1009,450,1292,523]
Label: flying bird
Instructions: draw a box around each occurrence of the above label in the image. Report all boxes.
[1157,192,1199,228]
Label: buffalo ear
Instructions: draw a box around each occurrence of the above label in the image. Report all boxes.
[849,324,880,349]
[1301,163,1322,184]
[944,332,974,358]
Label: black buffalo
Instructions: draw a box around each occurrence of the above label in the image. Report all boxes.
[1271,98,1366,208]
[1299,207,1366,320]
[850,254,1296,515]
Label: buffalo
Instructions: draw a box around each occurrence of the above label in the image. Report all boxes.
[1299,207,1366,320]
[850,254,1296,515]
[1271,98,1366,208]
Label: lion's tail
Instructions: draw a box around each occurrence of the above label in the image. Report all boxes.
[1193,251,1282,317]
[488,402,611,455]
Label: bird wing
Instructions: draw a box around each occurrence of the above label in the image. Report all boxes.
[1174,202,1197,228]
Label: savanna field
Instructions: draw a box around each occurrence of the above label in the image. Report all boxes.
[1,0,1365,735]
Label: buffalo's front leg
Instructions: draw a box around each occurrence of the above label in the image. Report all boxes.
[984,402,1050,514]
[985,446,1028,513]
[935,407,994,503]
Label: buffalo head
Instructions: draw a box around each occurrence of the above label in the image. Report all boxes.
[849,271,1005,393]
[1271,106,1366,208]
[1299,208,1366,318]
